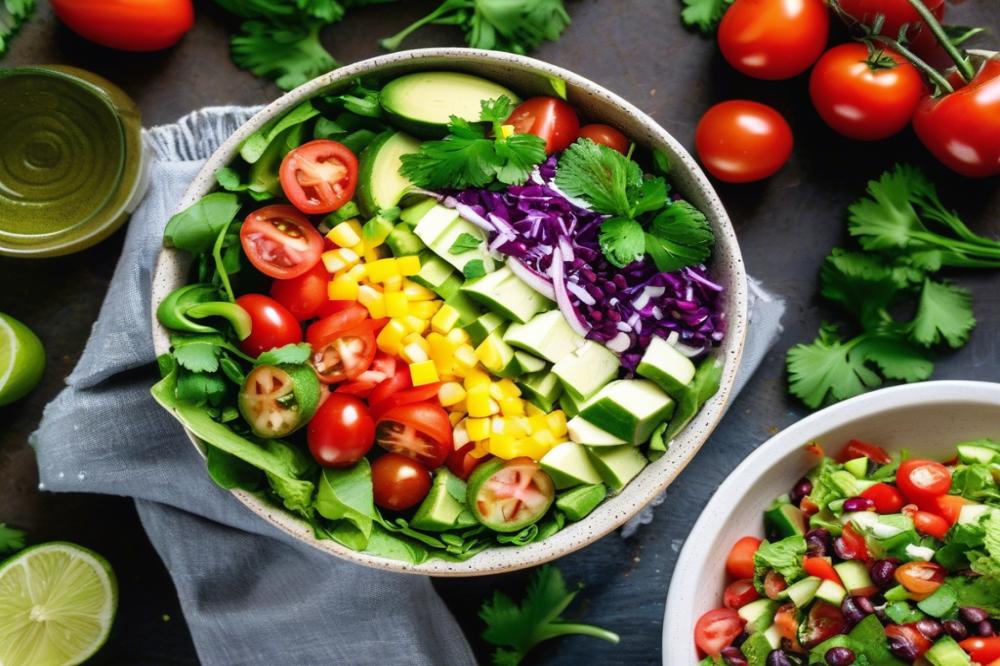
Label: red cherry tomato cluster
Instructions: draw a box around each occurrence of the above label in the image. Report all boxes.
[503,97,632,155]
[698,0,1000,180]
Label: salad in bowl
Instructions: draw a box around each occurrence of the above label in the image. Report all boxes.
[150,50,746,573]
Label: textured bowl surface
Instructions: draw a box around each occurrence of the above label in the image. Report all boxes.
[663,380,1000,663]
[152,48,748,576]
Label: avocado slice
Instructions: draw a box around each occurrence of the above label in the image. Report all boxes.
[517,371,563,412]
[635,335,696,399]
[399,198,437,227]
[410,253,456,294]
[540,441,603,489]
[556,484,607,521]
[356,130,421,216]
[410,468,473,532]
[552,340,620,402]
[559,389,585,418]
[461,266,553,324]
[503,310,587,364]
[414,204,495,274]
[578,380,675,445]
[567,416,627,447]
[464,312,506,347]
[925,636,973,666]
[764,502,807,539]
[585,445,647,491]
[514,351,546,374]
[379,71,520,138]
[443,289,482,327]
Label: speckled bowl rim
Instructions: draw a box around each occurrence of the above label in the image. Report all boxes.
[151,48,748,576]
[663,380,1000,663]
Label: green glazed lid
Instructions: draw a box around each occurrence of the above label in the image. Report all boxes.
[0,65,148,258]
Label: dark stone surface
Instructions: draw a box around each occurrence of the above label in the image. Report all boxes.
[2,1,998,664]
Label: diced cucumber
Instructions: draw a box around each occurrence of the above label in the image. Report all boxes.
[463,312,506,347]
[843,456,869,479]
[785,576,821,608]
[517,372,563,413]
[385,223,425,257]
[833,560,874,594]
[737,599,777,634]
[815,579,847,606]
[460,266,553,324]
[924,636,973,666]
[399,198,437,227]
[635,335,696,398]
[555,484,607,521]
[552,341,620,402]
[414,204,494,274]
[541,442,603,489]
[762,624,783,649]
[764,502,807,539]
[503,310,587,364]
[955,442,999,465]
[584,445,647,491]
[410,253,456,294]
[514,351,546,375]
[578,380,675,445]
[559,389,585,419]
[443,289,482,327]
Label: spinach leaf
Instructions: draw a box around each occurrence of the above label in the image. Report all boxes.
[262,440,317,517]
[164,193,242,255]
[315,461,375,546]
[206,445,264,491]
[240,101,320,164]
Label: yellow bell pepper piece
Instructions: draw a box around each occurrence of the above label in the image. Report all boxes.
[488,434,518,460]
[496,379,521,398]
[476,338,507,373]
[438,382,466,407]
[466,383,494,417]
[327,221,362,248]
[466,418,491,441]
[363,245,387,264]
[321,248,359,273]
[396,255,421,276]
[453,345,478,371]
[430,304,460,334]
[408,301,440,320]
[446,328,470,346]
[448,399,467,414]
[402,343,430,364]
[357,285,386,318]
[500,397,525,417]
[525,402,545,417]
[404,315,428,335]
[463,368,491,390]
[519,438,551,462]
[327,275,359,301]
[403,279,436,302]
[383,275,403,292]
[346,264,367,281]
[527,414,549,434]
[546,411,568,438]
[376,319,408,355]
[409,360,439,386]
[384,291,409,318]
[470,440,490,459]
[365,258,398,283]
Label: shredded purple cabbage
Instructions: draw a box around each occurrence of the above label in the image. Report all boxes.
[444,157,726,371]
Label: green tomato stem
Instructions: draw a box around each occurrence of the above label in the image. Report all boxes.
[869,35,953,94]
[904,0,975,82]
[378,0,470,51]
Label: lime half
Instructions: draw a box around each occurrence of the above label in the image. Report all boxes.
[0,542,118,666]
[0,313,45,407]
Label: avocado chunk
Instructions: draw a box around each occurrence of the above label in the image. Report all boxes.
[385,223,426,257]
[843,456,869,479]
[764,502,807,539]
[443,289,482,327]
[514,351,546,374]
[410,253,456,294]
[414,204,495,274]
[585,445,647,491]
[379,71,520,138]
[636,335,696,398]
[814,579,846,606]
[567,416,627,447]
[559,389,585,418]
[556,484,607,521]
[925,636,973,666]
[410,469,472,532]
[833,560,875,594]
[541,441,603,489]
[399,198,437,227]
[503,310,587,364]
[356,130,421,216]
[737,599,778,634]
[578,380,675,445]
[785,576,821,608]
[461,266,553,324]
[464,312,506,347]
[552,341,620,402]
[517,371,563,412]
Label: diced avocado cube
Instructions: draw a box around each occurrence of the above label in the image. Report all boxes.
[410,469,470,532]
[461,266,553,324]
[636,335,696,398]
[843,456,870,479]
[464,312,506,347]
[737,599,777,634]
[559,389,585,418]
[785,576,821,608]
[410,253,456,293]
[814,579,847,606]
[399,198,437,227]
[414,204,494,273]
[385,223,426,257]
[556,484,607,521]
[517,372,563,412]
[503,310,586,364]
[764,501,807,539]
[585,445,647,491]
[925,636,973,666]
[917,582,958,618]
[552,341,620,402]
[514,351,546,374]
[567,416,627,446]
[541,441,603,489]
[578,380,675,445]
[443,290,481,327]
[833,560,874,594]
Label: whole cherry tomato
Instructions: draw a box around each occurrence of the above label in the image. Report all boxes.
[577,124,629,154]
[234,294,302,357]
[896,459,952,504]
[725,536,762,579]
[371,453,432,511]
[505,97,580,154]
[280,140,359,215]
[810,44,925,141]
[959,637,1000,664]
[717,0,829,80]
[269,262,331,321]
[307,394,375,467]
[913,56,1000,178]
[51,0,194,52]
[860,482,905,514]
[695,101,793,183]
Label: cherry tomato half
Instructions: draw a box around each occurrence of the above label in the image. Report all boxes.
[447,442,491,481]
[960,637,1000,664]
[279,140,358,215]
[307,394,375,467]
[306,304,370,348]
[799,601,847,649]
[370,383,442,421]
[837,439,891,465]
[897,459,952,504]
[309,321,378,384]
[861,483,905,514]
[810,44,925,141]
[725,536,762,580]
[269,262,332,321]
[803,556,842,585]
[895,561,946,599]
[717,0,829,80]
[723,579,759,610]
[505,97,580,154]
[234,294,302,357]
[694,608,745,657]
[51,0,194,52]
[375,402,452,469]
[911,510,950,540]
[371,453,432,511]
[695,101,793,183]
[773,603,801,647]
[577,124,629,154]
[241,205,324,280]
[764,571,788,600]
[886,624,932,658]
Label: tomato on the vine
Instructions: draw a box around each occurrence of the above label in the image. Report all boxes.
[505,97,580,154]
[717,0,829,80]
[375,402,452,468]
[695,101,793,183]
[234,294,302,357]
[838,0,945,55]
[279,140,358,214]
[577,124,629,154]
[371,453,432,511]
[307,394,375,468]
[241,205,324,280]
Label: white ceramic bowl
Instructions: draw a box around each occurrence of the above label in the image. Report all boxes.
[663,380,1000,663]
[151,48,748,576]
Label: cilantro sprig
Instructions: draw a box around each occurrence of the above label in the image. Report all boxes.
[787,164,991,409]
[399,96,546,190]
[479,565,619,665]
[0,0,35,56]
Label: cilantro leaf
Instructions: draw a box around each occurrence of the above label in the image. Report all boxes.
[255,342,312,366]
[819,249,901,329]
[753,536,806,592]
[174,341,222,373]
[231,19,338,91]
[0,0,35,55]
[907,279,975,348]
[680,0,732,34]
[555,139,639,217]
[852,334,934,384]
[479,565,619,666]
[598,219,645,268]
[0,524,26,554]
[463,260,487,280]
[449,233,483,255]
[645,201,714,272]
[786,325,883,409]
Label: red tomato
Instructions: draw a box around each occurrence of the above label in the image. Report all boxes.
[886,624,932,658]
[308,321,377,384]
[447,442,490,481]
[800,601,847,649]
[895,562,946,599]
[269,262,331,321]
[279,140,358,215]
[577,124,629,154]
[837,522,869,561]
[316,300,358,319]
[370,384,442,420]
[505,97,580,154]
[371,453,432,511]
[375,402,452,468]
[241,205,324,280]
[912,510,950,540]
[773,603,801,647]
[837,439,891,465]
[913,56,1000,178]
[694,608,745,657]
[803,556,842,585]
[837,0,945,55]
[717,0,829,80]
[368,366,413,411]
[725,536,762,579]
[934,495,972,526]
[897,459,952,503]
[764,571,787,600]
[960,637,1000,664]
[861,483,905,514]
[306,305,369,347]
[723,579,759,609]
[234,294,302,357]
[51,0,193,52]
[695,101,793,183]
[809,44,925,141]
[307,394,375,467]
[800,496,820,516]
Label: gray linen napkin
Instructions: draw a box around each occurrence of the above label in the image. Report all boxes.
[30,105,784,663]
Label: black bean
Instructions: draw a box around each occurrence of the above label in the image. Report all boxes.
[943,619,968,641]
[721,646,748,666]
[974,619,995,637]
[960,607,990,624]
[915,619,942,640]
[888,635,920,661]
[825,647,856,666]
[842,497,876,513]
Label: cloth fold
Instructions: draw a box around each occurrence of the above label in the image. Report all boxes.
[31,105,784,664]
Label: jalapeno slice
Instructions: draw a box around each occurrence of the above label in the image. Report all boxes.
[466,457,555,533]
[238,364,320,438]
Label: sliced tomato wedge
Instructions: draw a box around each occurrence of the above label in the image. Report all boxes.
[934,494,972,526]
[306,304,370,347]
[240,205,324,279]
[837,439,892,465]
[723,579,760,610]
[799,601,846,649]
[694,607,745,657]
[803,556,842,585]
[280,139,358,214]
[375,402,452,468]
[837,522,870,561]
[467,457,556,533]
[333,353,398,397]
[774,603,802,650]
[447,442,490,481]
[895,561,946,600]
[309,321,378,385]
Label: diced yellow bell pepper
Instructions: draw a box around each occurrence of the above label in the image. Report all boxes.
[531,429,557,448]
[396,255,421,276]
[466,384,494,417]
[327,275,359,301]
[404,316,428,335]
[527,414,549,434]
[409,360,439,386]
[384,291,409,318]
[449,399,467,414]
[490,416,507,435]
[402,343,430,364]
[403,332,430,353]
[452,419,470,448]
[425,332,456,371]
[408,301,440,320]
[446,328,470,345]
[454,345,478,371]
[489,434,518,460]
[357,285,386,318]
[488,382,505,401]
[476,338,506,372]
[430,304,460,334]
[346,264,367,281]
[470,440,490,459]
[363,245,386,264]
[403,279,436,302]
[519,438,550,462]
[448,411,464,427]
[322,248,360,273]
[438,382,466,407]
[376,319,408,355]
[383,274,403,292]
[365,258,398,283]
[467,418,491,441]
[500,397,525,417]
[350,241,366,257]
[327,220,362,248]
[495,379,521,398]
[546,411,568,438]
[525,403,545,417]
[463,368,491,390]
